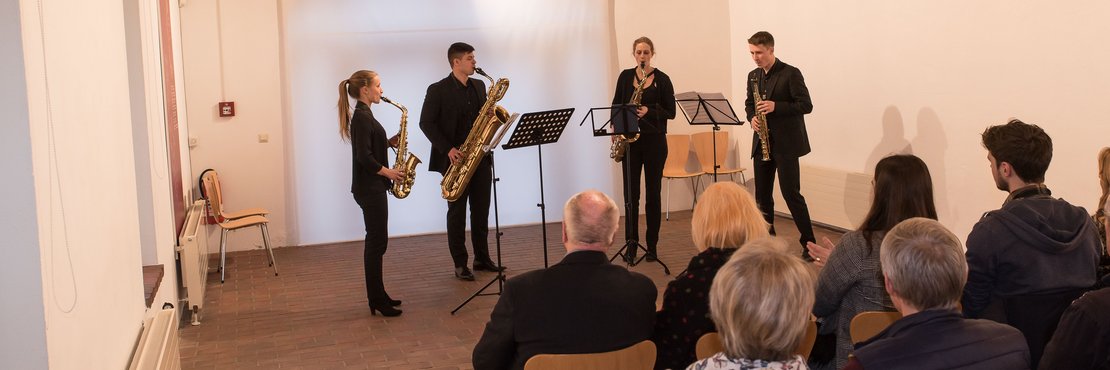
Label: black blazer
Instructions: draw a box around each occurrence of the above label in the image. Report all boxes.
[418,74,487,174]
[350,101,390,196]
[472,250,657,370]
[744,58,813,159]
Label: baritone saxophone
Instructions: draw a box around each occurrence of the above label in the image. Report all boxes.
[381,96,421,199]
[440,67,517,202]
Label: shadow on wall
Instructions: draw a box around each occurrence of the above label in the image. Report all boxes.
[854,105,914,223]
[910,107,950,223]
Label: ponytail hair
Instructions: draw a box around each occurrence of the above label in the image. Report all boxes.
[337,70,378,142]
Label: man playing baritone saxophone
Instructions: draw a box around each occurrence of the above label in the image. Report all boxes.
[419,42,505,281]
[744,31,817,261]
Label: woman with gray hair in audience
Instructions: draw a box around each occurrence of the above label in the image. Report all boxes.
[653,181,769,370]
[804,154,937,369]
[688,237,815,370]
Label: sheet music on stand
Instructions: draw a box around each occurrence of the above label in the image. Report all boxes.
[502,109,573,150]
[675,91,742,125]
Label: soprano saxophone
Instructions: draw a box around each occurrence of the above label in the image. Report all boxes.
[381,96,421,199]
[610,62,647,163]
[751,76,771,161]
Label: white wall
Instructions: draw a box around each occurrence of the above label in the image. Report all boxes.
[19,0,150,367]
[614,0,738,214]
[1,0,49,367]
[731,0,1110,239]
[287,0,618,245]
[180,0,288,250]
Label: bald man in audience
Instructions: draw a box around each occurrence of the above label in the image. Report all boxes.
[472,190,656,370]
[846,218,1030,370]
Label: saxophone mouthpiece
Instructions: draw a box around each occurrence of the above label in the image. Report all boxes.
[381,96,392,104]
[639,61,645,69]
[475,67,489,78]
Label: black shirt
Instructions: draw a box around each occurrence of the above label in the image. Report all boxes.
[351,101,391,195]
[419,73,487,173]
[612,67,676,135]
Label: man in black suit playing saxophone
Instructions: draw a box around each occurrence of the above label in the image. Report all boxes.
[745,31,816,260]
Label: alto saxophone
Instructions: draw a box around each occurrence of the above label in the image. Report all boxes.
[440,67,516,201]
[610,62,647,163]
[751,76,771,161]
[381,96,421,199]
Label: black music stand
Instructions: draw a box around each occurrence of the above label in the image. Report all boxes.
[579,105,671,275]
[451,112,520,315]
[676,91,743,182]
[502,108,575,269]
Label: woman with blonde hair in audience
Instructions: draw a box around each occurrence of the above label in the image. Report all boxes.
[804,154,937,369]
[1095,147,1110,286]
[653,182,769,370]
[688,237,815,370]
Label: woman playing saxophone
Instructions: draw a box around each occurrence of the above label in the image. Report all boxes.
[611,36,676,263]
[338,69,402,317]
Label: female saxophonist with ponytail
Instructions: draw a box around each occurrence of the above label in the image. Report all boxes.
[338,70,402,317]
[611,36,676,263]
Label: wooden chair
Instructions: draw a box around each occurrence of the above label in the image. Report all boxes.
[849,311,902,344]
[694,319,818,360]
[523,340,656,370]
[695,332,722,360]
[201,171,278,283]
[691,131,746,184]
[662,134,705,220]
[199,169,269,220]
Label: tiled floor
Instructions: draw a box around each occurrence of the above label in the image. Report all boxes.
[179,209,842,369]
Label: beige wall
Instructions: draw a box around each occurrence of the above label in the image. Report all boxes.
[180,0,288,251]
[730,0,1110,239]
[20,0,147,367]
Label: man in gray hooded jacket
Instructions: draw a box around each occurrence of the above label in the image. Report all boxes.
[963,118,1102,368]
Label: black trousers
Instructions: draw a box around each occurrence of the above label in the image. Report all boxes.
[354,191,389,305]
[753,154,815,249]
[623,134,668,253]
[447,156,493,268]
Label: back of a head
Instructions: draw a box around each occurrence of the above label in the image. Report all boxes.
[563,190,619,248]
[691,182,769,251]
[880,218,967,311]
[981,118,1052,183]
[709,237,815,362]
[861,154,938,234]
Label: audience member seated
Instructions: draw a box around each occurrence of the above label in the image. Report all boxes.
[472,190,657,370]
[688,237,815,370]
[962,119,1102,367]
[845,218,1031,370]
[653,182,769,370]
[1039,287,1110,369]
[805,154,937,370]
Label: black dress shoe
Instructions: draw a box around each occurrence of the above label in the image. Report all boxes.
[473,261,507,272]
[645,253,658,262]
[455,266,476,281]
[369,302,402,317]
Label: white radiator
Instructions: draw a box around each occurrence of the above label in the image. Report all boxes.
[176,200,209,325]
[773,164,871,231]
[129,306,181,370]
